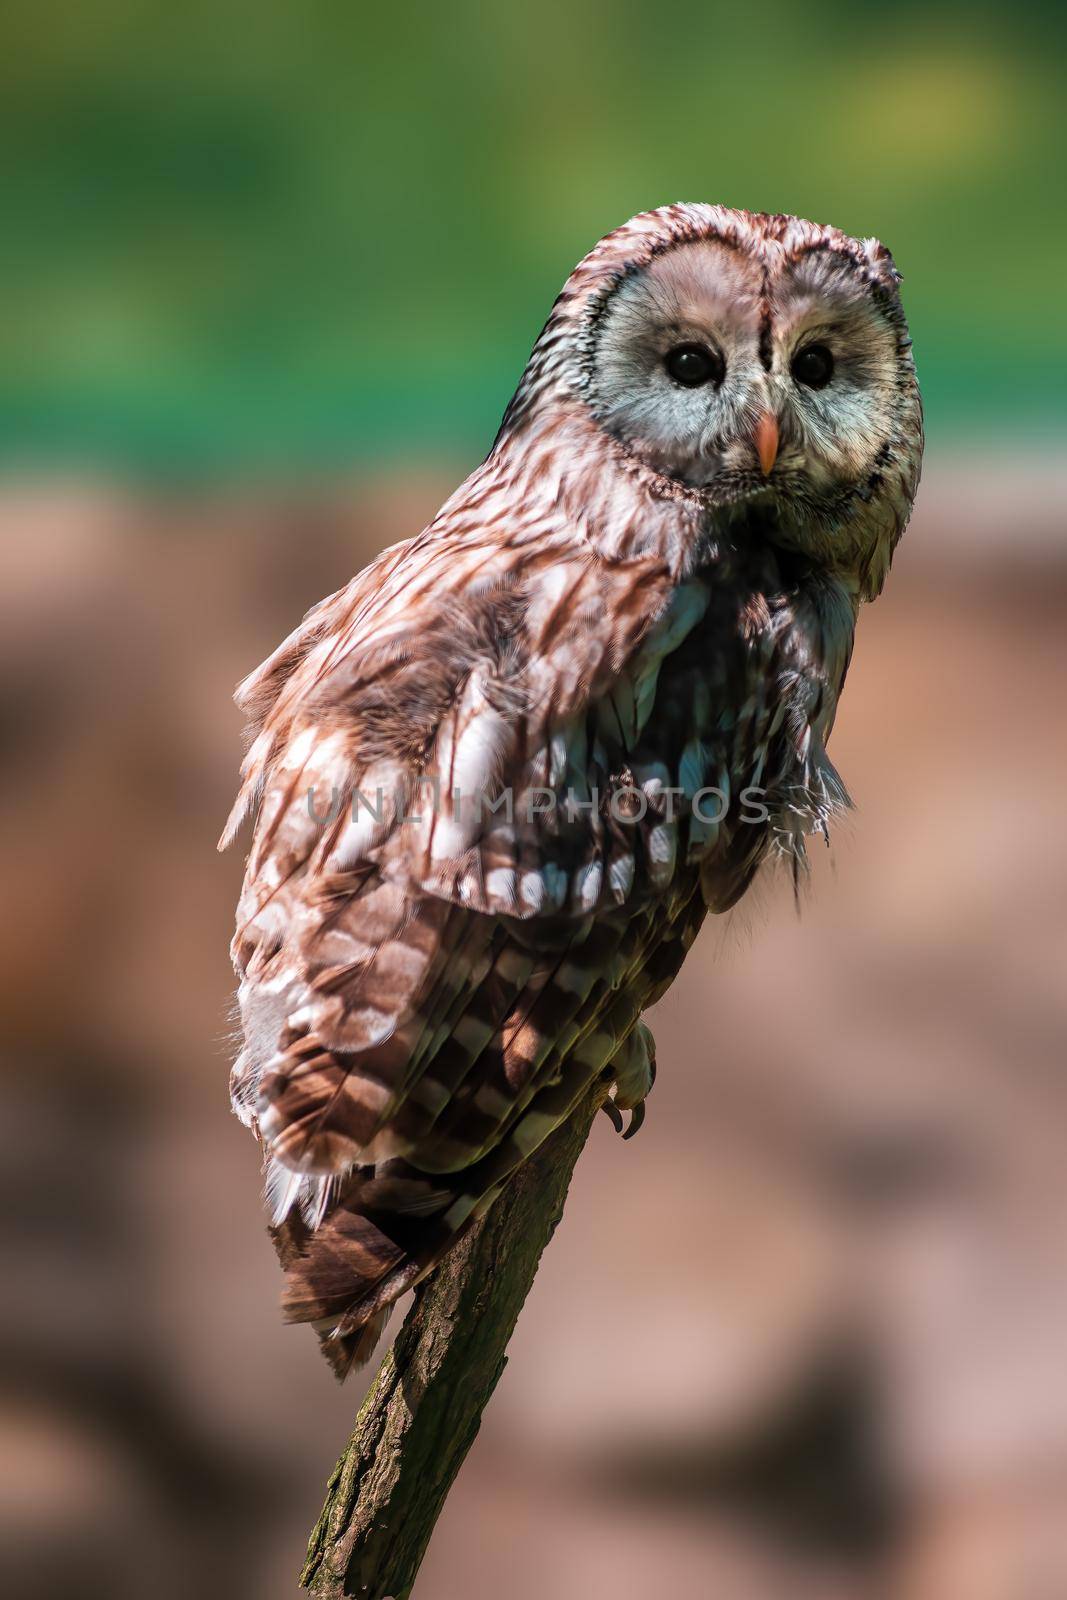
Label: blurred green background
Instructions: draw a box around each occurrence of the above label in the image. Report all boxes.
[2,0,1064,475]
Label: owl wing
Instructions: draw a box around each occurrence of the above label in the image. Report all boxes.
[224,522,714,1371]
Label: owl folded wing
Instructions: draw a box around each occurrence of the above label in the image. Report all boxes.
[222,524,716,1187]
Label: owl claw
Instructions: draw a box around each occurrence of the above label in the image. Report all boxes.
[601,1098,625,1134]
[601,1096,647,1138]
[622,1100,646,1139]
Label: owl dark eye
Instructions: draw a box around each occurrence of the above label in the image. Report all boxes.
[664,343,725,388]
[791,343,834,389]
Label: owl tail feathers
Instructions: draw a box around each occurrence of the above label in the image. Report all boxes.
[314,1307,394,1381]
[269,1167,463,1381]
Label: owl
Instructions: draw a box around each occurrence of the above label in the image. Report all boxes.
[221,204,922,1377]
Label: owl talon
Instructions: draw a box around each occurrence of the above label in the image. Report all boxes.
[601,1098,625,1134]
[622,1100,646,1139]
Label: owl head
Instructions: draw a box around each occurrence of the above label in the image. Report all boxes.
[501,205,922,600]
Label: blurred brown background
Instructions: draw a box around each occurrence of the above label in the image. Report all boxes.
[2,0,1067,1594]
[2,467,1065,1599]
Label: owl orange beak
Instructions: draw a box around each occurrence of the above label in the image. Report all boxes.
[753,412,779,476]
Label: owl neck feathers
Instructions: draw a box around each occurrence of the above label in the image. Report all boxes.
[478,388,862,704]
[488,391,711,573]
[482,382,870,676]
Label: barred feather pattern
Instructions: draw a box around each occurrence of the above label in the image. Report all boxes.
[222,204,921,1377]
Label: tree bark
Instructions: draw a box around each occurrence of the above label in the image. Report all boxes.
[300,1080,606,1599]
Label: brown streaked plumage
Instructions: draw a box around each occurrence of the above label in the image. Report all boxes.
[222,204,922,1377]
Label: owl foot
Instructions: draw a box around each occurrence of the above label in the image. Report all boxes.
[601,1021,656,1138]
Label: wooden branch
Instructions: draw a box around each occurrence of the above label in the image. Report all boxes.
[301,1080,606,1600]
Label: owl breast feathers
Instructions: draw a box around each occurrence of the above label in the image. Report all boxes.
[222,204,922,1376]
